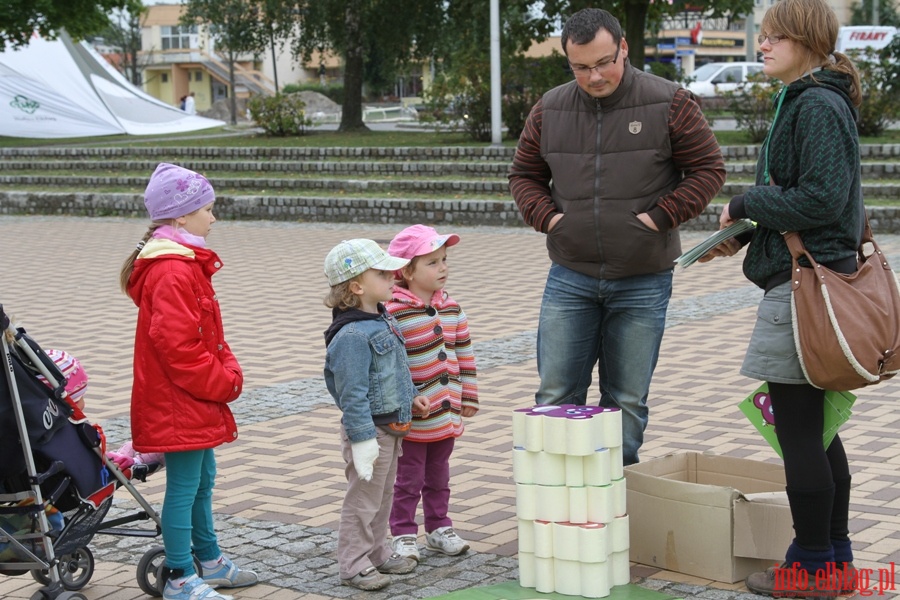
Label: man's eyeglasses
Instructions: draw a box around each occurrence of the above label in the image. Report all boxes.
[757,33,787,45]
[569,46,620,76]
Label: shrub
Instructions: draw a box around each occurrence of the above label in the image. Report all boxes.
[422,52,571,142]
[722,72,781,144]
[247,93,312,137]
[848,41,900,137]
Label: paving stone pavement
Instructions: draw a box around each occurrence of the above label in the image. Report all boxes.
[1,216,898,600]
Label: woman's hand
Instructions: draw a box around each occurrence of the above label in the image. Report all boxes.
[698,238,741,263]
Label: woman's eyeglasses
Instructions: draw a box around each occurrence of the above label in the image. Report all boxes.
[757,34,787,45]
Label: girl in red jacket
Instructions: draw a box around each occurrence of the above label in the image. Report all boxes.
[119,163,257,600]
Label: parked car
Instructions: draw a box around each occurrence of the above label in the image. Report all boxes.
[685,61,764,97]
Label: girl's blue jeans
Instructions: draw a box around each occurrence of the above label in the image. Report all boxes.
[162,448,221,575]
[535,263,672,466]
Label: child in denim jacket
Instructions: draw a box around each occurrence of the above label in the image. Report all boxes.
[323,239,429,592]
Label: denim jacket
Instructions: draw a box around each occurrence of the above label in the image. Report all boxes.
[324,311,417,443]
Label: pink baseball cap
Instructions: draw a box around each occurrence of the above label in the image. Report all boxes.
[36,349,88,405]
[388,225,460,261]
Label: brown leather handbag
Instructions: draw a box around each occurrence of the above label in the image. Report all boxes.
[784,221,900,391]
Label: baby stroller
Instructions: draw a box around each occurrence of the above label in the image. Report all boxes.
[1,304,181,599]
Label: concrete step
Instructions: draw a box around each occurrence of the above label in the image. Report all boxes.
[0,174,511,195]
[0,159,512,178]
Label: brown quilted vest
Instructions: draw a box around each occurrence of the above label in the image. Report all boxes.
[540,64,682,279]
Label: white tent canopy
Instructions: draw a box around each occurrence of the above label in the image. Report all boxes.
[0,31,224,139]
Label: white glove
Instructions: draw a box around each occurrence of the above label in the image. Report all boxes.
[351,438,379,482]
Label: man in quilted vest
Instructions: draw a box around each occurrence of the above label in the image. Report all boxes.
[508,8,724,465]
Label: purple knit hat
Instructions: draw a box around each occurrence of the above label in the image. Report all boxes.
[144,163,216,221]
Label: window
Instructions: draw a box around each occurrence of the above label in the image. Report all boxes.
[195,72,203,82]
[713,66,742,84]
[160,25,196,50]
[161,73,168,83]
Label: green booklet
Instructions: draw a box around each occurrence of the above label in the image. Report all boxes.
[739,382,855,458]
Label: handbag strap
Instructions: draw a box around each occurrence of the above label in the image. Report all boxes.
[781,210,878,267]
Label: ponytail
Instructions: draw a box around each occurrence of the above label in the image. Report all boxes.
[119,224,163,297]
[827,51,862,108]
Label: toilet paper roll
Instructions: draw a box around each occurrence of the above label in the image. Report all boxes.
[568,486,588,524]
[565,454,584,487]
[535,556,555,593]
[610,514,629,553]
[580,561,611,599]
[583,448,611,487]
[611,477,626,517]
[536,485,569,523]
[512,407,531,448]
[516,483,536,520]
[512,447,534,484]
[552,522,580,561]
[586,485,614,525]
[565,415,598,456]
[600,408,622,448]
[542,414,567,454]
[518,551,535,588]
[554,558,582,596]
[534,452,566,486]
[578,522,609,563]
[609,549,630,586]
[533,520,554,558]
[609,445,624,480]
[524,412,544,452]
[518,519,535,553]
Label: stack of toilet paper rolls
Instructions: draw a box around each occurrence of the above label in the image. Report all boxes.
[512,405,629,598]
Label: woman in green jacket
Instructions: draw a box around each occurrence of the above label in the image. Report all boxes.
[704,0,862,596]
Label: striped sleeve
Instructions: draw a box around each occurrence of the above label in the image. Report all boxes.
[508,98,557,233]
[454,306,478,407]
[647,88,726,231]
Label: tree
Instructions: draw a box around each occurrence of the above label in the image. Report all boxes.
[182,0,266,125]
[291,0,444,131]
[851,0,900,26]
[1,0,133,51]
[540,0,754,70]
[94,0,146,86]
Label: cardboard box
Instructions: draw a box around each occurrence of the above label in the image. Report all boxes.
[624,452,793,583]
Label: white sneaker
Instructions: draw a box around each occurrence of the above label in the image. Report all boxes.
[391,534,420,562]
[425,527,469,556]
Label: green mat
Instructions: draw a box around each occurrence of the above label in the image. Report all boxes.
[428,581,680,600]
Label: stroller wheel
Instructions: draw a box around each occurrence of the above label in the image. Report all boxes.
[30,546,94,591]
[28,587,87,600]
[136,546,202,597]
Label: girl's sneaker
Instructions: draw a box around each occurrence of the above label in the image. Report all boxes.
[391,534,421,562]
[425,527,470,556]
[201,556,258,588]
[163,574,234,600]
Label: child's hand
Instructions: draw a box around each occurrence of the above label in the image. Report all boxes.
[461,406,478,418]
[351,438,379,482]
[413,395,430,416]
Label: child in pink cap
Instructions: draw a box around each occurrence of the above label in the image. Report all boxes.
[384,225,479,561]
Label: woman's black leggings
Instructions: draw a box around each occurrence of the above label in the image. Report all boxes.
[768,382,851,550]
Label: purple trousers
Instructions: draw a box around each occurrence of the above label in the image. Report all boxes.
[389,437,455,536]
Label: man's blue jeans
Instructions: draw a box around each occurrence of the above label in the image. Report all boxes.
[535,263,672,465]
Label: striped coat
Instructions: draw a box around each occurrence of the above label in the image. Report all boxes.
[385,286,478,442]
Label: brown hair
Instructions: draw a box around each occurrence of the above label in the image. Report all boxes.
[393,256,421,289]
[324,278,362,311]
[119,223,165,297]
[763,0,861,107]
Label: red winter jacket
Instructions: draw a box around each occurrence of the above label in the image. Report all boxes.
[127,238,242,453]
